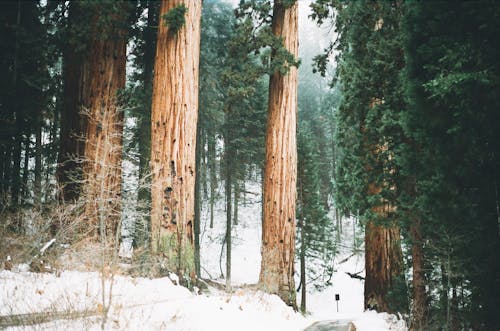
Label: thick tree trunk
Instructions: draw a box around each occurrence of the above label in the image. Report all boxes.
[410,218,427,330]
[364,217,403,313]
[259,0,298,309]
[81,4,127,239]
[150,0,202,281]
[56,2,86,202]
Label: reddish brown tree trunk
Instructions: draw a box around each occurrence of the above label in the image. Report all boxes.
[81,4,127,239]
[150,0,202,280]
[364,218,403,313]
[259,0,299,309]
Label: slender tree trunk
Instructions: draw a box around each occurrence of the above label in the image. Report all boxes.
[336,209,341,242]
[299,224,306,314]
[225,135,232,291]
[200,128,207,198]
[81,3,128,239]
[259,0,299,309]
[11,133,22,208]
[450,285,459,331]
[208,134,216,228]
[194,116,202,278]
[1,143,13,206]
[21,138,30,200]
[150,0,202,282]
[233,181,239,225]
[138,0,158,202]
[34,119,42,205]
[410,217,427,330]
[0,145,5,198]
[134,0,159,248]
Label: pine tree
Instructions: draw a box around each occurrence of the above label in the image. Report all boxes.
[0,0,50,211]
[296,123,336,313]
[402,2,500,328]
[311,1,408,314]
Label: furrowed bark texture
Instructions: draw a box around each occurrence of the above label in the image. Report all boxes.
[364,188,403,314]
[81,5,127,239]
[259,0,298,309]
[150,0,201,280]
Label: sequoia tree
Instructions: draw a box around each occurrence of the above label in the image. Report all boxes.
[80,2,129,239]
[259,0,299,309]
[150,0,202,281]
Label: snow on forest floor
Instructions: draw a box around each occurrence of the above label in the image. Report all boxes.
[0,183,406,330]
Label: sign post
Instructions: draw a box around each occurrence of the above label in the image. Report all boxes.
[335,294,340,312]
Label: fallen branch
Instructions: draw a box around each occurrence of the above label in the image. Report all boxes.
[345,271,364,280]
[0,309,99,328]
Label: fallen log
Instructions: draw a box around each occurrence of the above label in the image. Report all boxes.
[0,309,99,328]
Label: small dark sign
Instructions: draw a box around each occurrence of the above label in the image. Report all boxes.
[335,294,340,301]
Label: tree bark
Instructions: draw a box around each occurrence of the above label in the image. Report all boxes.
[364,217,403,313]
[259,0,298,309]
[150,0,202,281]
[410,218,427,330]
[81,3,128,239]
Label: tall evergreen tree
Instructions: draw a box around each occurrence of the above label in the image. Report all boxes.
[150,0,202,283]
[311,1,407,314]
[402,2,500,329]
[259,0,299,309]
[296,123,336,313]
[0,1,49,211]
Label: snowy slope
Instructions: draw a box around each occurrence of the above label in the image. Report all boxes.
[0,180,406,330]
[0,269,308,331]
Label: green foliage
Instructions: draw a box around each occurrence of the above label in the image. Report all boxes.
[297,123,336,290]
[162,4,187,33]
[401,1,500,328]
[234,0,300,76]
[312,0,500,327]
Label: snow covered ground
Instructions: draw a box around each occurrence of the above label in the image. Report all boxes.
[0,181,406,330]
